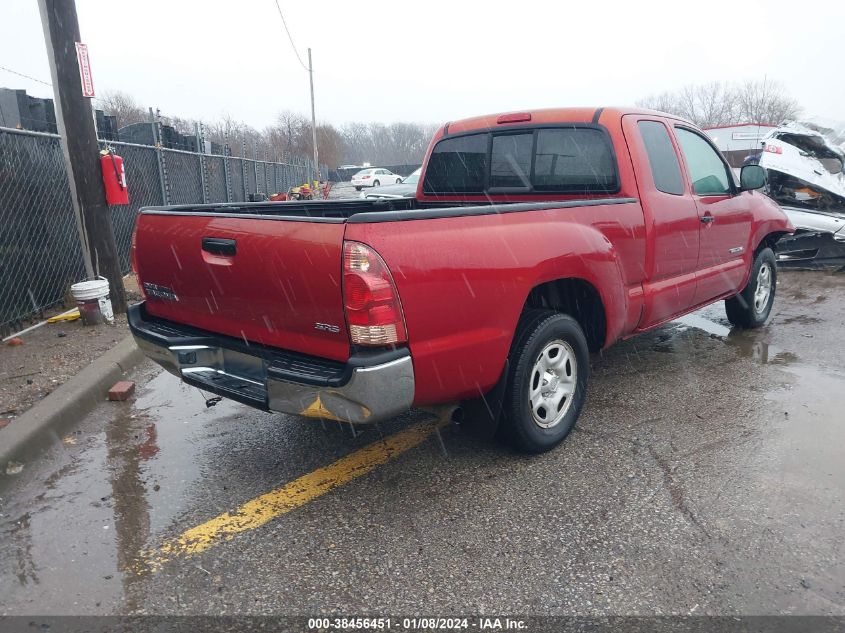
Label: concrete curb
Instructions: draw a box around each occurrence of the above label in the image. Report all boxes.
[0,336,145,468]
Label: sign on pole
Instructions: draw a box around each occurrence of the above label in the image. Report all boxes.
[74,42,95,97]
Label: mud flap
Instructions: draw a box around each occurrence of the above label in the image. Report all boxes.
[459,361,509,441]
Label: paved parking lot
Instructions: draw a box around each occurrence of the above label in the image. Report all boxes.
[1,270,844,616]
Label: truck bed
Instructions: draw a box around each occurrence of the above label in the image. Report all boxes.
[133,195,636,364]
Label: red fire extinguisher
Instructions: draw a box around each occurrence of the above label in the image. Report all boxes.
[100,149,129,205]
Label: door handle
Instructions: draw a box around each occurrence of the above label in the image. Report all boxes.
[202,237,236,256]
[700,214,715,224]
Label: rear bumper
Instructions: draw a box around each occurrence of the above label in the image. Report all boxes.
[128,303,414,424]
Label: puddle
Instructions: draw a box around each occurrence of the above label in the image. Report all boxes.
[669,314,799,366]
[0,365,250,613]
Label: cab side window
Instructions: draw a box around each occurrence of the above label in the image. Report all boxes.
[674,127,732,195]
[638,121,684,195]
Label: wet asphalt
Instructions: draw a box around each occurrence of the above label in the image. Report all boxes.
[0,269,843,616]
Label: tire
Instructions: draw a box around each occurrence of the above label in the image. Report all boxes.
[503,310,590,453]
[373,180,380,187]
[355,186,362,191]
[396,178,402,184]
[725,247,777,328]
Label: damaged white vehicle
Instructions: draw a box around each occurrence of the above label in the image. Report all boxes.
[756,120,845,269]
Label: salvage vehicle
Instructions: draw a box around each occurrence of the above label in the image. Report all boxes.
[756,121,845,269]
[775,206,845,269]
[129,107,792,453]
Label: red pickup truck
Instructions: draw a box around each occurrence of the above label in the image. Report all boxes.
[129,107,792,452]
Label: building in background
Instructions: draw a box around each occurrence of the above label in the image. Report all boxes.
[704,123,777,167]
[0,87,57,133]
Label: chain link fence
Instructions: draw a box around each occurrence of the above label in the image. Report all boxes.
[0,125,322,334]
[0,128,87,333]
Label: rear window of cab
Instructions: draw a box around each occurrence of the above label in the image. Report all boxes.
[422,125,619,196]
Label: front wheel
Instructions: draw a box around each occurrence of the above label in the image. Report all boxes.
[503,310,589,453]
[725,247,777,328]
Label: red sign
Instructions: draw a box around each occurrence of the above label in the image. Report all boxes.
[75,42,95,98]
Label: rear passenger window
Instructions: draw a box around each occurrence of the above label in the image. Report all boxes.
[423,133,488,194]
[675,127,732,195]
[638,121,684,195]
[491,133,533,188]
[423,125,619,195]
[533,128,617,193]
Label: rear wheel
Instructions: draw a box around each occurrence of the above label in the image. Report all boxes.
[373,179,380,187]
[355,186,362,191]
[396,178,402,184]
[725,247,777,328]
[503,310,589,453]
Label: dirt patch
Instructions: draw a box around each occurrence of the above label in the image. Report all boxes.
[0,276,141,423]
[0,314,130,422]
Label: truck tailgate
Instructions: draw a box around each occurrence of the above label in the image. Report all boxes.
[134,212,349,361]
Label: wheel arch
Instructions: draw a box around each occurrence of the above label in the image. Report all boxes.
[521,278,608,352]
[755,230,790,254]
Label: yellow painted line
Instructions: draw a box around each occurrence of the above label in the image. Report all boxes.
[143,417,448,571]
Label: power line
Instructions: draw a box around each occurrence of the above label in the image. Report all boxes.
[0,64,52,87]
[273,0,309,72]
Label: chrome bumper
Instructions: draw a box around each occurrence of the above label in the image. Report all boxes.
[129,304,414,424]
[268,355,413,423]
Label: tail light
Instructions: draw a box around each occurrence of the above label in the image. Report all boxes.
[362,175,371,179]
[764,144,783,155]
[343,241,407,346]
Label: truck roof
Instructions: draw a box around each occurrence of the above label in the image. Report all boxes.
[443,106,692,135]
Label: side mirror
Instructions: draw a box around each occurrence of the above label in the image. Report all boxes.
[740,164,766,191]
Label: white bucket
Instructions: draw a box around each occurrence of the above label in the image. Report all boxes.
[70,277,113,325]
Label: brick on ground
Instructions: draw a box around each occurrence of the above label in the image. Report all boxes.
[108,381,135,401]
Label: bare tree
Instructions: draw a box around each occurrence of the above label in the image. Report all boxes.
[273,110,307,158]
[315,124,346,169]
[637,79,800,128]
[636,91,677,115]
[340,122,374,165]
[735,79,800,125]
[677,82,737,127]
[95,90,146,129]
[166,115,197,136]
[96,87,437,168]
[339,121,436,166]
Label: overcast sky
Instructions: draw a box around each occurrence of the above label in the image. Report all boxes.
[2,0,843,129]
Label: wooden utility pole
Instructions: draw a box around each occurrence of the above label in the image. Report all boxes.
[38,0,127,313]
[308,47,319,184]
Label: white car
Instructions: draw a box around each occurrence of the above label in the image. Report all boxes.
[360,168,421,199]
[351,168,402,191]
